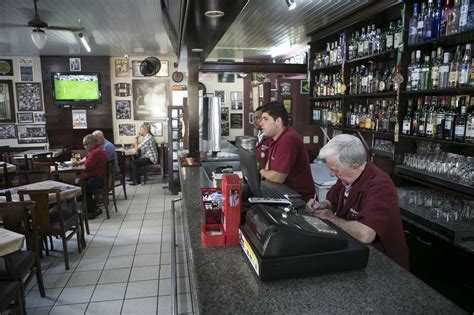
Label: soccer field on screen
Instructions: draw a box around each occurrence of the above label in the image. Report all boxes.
[54,80,100,100]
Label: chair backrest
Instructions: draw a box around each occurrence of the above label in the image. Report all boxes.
[5,153,28,171]
[32,160,57,172]
[0,201,39,251]
[26,170,51,184]
[104,159,115,192]
[0,190,12,201]
[32,153,53,163]
[18,189,62,234]
[116,151,126,177]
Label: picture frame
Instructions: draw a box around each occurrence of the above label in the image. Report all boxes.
[72,110,88,129]
[17,124,47,144]
[132,80,169,120]
[0,124,16,139]
[300,80,309,94]
[15,82,43,111]
[20,66,33,81]
[230,113,243,129]
[218,73,235,83]
[231,101,243,110]
[116,100,132,119]
[283,99,292,114]
[0,59,14,76]
[17,112,34,123]
[230,91,243,101]
[114,83,131,97]
[249,112,255,124]
[69,58,81,71]
[115,58,129,77]
[0,80,15,123]
[214,90,225,104]
[155,60,169,77]
[132,60,144,77]
[33,112,46,123]
[281,82,291,96]
[147,121,163,137]
[118,123,137,136]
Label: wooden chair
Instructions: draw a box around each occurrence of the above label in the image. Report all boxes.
[54,145,71,163]
[25,170,52,184]
[0,201,46,300]
[95,159,118,219]
[32,153,53,163]
[0,162,10,189]
[115,150,127,199]
[143,143,166,184]
[0,190,12,201]
[18,189,83,270]
[0,281,25,315]
[5,153,28,172]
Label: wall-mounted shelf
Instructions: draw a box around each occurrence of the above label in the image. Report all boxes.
[346,49,397,64]
[406,30,474,50]
[402,87,474,96]
[312,64,342,72]
[399,135,474,147]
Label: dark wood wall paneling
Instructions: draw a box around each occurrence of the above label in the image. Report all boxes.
[40,56,113,148]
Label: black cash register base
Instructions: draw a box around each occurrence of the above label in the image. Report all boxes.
[239,204,369,281]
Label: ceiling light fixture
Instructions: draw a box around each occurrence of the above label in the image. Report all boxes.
[78,32,91,53]
[286,0,297,10]
[204,10,225,18]
[192,48,204,53]
[31,28,47,49]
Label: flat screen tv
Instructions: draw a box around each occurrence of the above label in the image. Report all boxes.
[52,72,102,104]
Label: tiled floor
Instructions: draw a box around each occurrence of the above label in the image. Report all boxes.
[25,179,194,315]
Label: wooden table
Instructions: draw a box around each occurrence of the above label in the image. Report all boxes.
[0,228,25,256]
[13,149,62,159]
[0,180,81,203]
[53,163,84,185]
[0,162,16,174]
[116,148,137,156]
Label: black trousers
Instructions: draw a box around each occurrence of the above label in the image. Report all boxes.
[84,176,104,213]
[131,158,153,184]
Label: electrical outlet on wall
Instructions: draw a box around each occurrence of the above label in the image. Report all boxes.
[313,136,319,143]
[303,136,310,144]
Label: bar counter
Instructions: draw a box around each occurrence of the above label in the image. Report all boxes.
[179,165,463,314]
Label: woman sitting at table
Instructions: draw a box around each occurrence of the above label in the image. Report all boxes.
[75,134,109,219]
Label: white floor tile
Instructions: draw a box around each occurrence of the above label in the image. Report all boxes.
[157,294,171,314]
[99,268,131,284]
[109,244,137,257]
[133,253,160,267]
[55,285,95,305]
[158,278,171,296]
[129,265,160,282]
[90,282,127,302]
[50,303,88,315]
[86,300,123,314]
[75,258,106,272]
[104,255,134,269]
[40,273,72,289]
[26,288,62,308]
[25,306,51,315]
[67,270,101,287]
[122,297,157,315]
[125,279,159,299]
[136,243,161,255]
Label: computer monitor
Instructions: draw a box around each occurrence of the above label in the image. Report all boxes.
[238,146,262,197]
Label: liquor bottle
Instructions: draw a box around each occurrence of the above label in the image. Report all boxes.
[394,20,403,48]
[386,22,395,50]
[439,52,451,89]
[448,45,461,88]
[359,107,366,129]
[313,102,321,124]
[407,51,416,91]
[443,96,457,140]
[465,98,474,143]
[459,0,470,32]
[440,0,452,36]
[373,29,385,54]
[348,33,356,60]
[454,96,467,141]
[355,105,361,127]
[409,3,420,44]
[417,96,429,136]
[417,3,426,42]
[346,104,353,127]
[365,104,373,130]
[423,0,434,41]
[390,100,399,132]
[402,99,414,135]
[431,47,443,89]
[425,96,438,138]
[358,28,366,58]
[361,65,368,93]
[447,0,462,35]
[412,98,421,136]
[432,0,443,38]
[380,100,390,132]
[411,50,422,90]
[459,43,472,86]
[436,96,448,139]
[420,54,431,90]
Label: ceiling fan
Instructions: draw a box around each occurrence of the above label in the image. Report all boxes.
[2,0,83,49]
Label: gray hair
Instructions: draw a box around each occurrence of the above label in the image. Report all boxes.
[318,134,367,168]
[83,134,97,145]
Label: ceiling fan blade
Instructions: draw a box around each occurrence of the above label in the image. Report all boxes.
[47,25,84,32]
[0,23,28,28]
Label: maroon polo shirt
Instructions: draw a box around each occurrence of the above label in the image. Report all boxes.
[265,127,315,202]
[326,162,409,270]
[256,136,271,170]
[83,145,109,179]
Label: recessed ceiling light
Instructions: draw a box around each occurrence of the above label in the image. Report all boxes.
[192,48,204,53]
[204,10,225,18]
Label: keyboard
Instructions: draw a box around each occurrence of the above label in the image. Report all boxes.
[301,215,337,235]
[248,197,292,205]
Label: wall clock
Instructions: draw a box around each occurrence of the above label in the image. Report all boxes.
[172,71,184,83]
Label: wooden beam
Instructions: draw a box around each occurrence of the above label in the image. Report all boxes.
[199,62,307,73]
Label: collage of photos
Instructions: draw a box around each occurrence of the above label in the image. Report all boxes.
[17,124,47,143]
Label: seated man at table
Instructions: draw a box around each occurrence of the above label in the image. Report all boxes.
[76,134,109,219]
[92,130,120,176]
[306,134,409,269]
[129,123,159,186]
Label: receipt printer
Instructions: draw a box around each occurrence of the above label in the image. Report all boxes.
[239,204,369,280]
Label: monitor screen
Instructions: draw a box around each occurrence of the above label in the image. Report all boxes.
[239,146,262,197]
[52,72,102,104]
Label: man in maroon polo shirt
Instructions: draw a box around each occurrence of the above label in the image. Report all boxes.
[259,102,315,202]
[306,134,409,269]
[78,134,109,219]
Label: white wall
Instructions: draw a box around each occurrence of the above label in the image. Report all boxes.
[0,56,46,148]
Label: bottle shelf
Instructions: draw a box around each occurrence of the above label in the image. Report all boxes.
[399,134,474,147]
[311,63,342,72]
[331,126,395,138]
[370,148,395,160]
[394,165,474,196]
[402,87,474,96]
[346,91,398,98]
[406,29,474,50]
[310,95,345,100]
[346,49,397,64]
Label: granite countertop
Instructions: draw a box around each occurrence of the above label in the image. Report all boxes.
[179,166,464,314]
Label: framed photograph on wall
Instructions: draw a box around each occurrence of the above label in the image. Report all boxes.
[147,121,163,136]
[118,123,136,136]
[300,80,309,94]
[281,82,291,96]
[283,99,292,114]
[16,82,43,111]
[230,91,243,101]
[17,124,47,143]
[116,100,131,119]
[132,60,144,77]
[214,90,225,104]
[115,58,129,77]
[155,60,169,77]
[17,112,33,123]
[20,66,33,81]
[230,113,243,129]
[132,80,169,120]
[0,59,14,76]
[0,124,16,139]
[33,112,46,123]
[231,101,243,110]
[69,58,81,71]
[0,80,15,123]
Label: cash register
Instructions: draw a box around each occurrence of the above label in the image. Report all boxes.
[239,204,369,281]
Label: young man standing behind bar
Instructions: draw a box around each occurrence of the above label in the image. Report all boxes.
[306,134,409,269]
[259,102,315,202]
[254,105,270,170]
